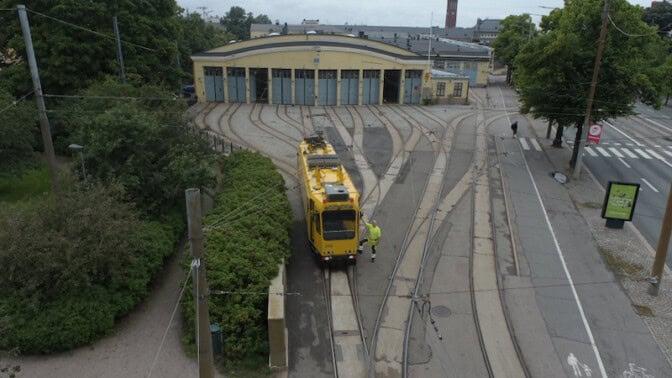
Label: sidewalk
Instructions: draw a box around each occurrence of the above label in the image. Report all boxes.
[528,117,672,366]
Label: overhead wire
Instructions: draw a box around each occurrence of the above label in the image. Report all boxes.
[608,13,658,38]
[0,90,34,115]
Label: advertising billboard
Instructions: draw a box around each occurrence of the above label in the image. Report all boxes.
[601,181,640,221]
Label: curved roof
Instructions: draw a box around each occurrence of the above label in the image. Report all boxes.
[192,34,423,61]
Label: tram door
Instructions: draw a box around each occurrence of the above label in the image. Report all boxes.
[318,70,337,105]
[272,69,292,104]
[340,70,359,105]
[403,70,423,104]
[227,67,246,103]
[204,67,224,102]
[295,69,315,105]
[362,70,380,105]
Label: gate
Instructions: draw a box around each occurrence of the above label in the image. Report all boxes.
[340,70,359,105]
[295,69,315,106]
[362,70,380,105]
[403,70,422,104]
[318,70,337,105]
[272,69,292,104]
[227,67,246,103]
[204,66,224,102]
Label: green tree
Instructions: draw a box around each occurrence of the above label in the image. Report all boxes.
[176,11,229,80]
[63,80,217,215]
[643,0,672,35]
[491,14,536,84]
[0,88,38,176]
[220,6,272,40]
[514,0,665,161]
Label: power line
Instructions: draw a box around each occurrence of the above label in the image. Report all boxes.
[0,90,34,115]
[43,93,183,101]
[25,7,156,52]
[608,14,657,38]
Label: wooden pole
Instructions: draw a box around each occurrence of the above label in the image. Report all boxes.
[649,183,672,296]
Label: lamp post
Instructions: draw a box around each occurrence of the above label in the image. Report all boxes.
[68,143,87,183]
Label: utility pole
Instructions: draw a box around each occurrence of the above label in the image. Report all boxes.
[113,16,126,84]
[186,188,215,378]
[572,0,609,179]
[17,4,59,193]
[649,183,672,296]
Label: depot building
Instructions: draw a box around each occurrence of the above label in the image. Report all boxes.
[191,34,469,106]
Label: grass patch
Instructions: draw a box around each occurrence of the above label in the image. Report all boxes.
[0,164,52,203]
[600,247,644,278]
[218,355,271,378]
[581,202,602,209]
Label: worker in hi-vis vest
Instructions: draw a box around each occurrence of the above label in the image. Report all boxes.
[358,214,381,262]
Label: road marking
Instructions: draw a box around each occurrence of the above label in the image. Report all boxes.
[602,120,644,146]
[619,158,631,168]
[519,144,607,378]
[634,149,652,159]
[530,138,542,151]
[613,142,621,146]
[647,149,672,168]
[608,147,624,158]
[519,137,530,150]
[621,148,638,158]
[665,151,672,158]
[643,116,672,132]
[584,147,599,157]
[641,178,659,193]
[595,147,611,157]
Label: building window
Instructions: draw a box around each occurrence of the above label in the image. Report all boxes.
[437,82,446,96]
[453,82,463,97]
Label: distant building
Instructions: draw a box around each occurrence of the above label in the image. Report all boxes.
[445,0,458,29]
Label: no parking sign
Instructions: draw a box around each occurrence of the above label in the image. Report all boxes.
[587,123,603,144]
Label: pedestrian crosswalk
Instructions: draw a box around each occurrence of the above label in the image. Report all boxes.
[515,136,672,162]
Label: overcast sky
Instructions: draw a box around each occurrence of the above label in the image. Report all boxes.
[177,0,654,29]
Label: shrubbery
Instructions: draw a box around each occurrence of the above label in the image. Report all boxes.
[0,182,178,353]
[182,150,292,360]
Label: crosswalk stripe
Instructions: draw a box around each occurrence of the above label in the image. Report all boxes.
[584,147,599,156]
[519,138,530,150]
[635,149,652,159]
[530,138,542,151]
[648,149,664,160]
[595,147,611,157]
[665,151,672,158]
[608,147,624,158]
[621,148,638,158]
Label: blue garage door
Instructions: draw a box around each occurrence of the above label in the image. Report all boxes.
[463,62,478,87]
[227,67,246,103]
[318,70,337,106]
[340,70,359,105]
[362,70,380,105]
[204,67,224,102]
[295,69,315,106]
[272,69,292,104]
[403,70,422,104]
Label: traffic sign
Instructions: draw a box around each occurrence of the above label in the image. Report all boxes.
[587,123,603,144]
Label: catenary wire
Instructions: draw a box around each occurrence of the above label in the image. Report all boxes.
[0,90,34,115]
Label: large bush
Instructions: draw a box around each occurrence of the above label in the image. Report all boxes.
[182,150,292,360]
[0,182,176,353]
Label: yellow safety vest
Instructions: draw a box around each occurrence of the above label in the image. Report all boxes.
[366,223,381,246]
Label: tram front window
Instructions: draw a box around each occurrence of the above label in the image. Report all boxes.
[322,210,356,240]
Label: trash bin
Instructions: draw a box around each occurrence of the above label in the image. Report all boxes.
[210,324,223,355]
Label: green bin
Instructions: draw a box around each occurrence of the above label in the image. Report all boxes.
[210,324,223,355]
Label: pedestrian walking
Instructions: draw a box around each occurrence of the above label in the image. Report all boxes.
[358,215,381,262]
[511,121,518,138]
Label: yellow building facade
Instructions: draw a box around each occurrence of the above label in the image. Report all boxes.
[191,35,469,106]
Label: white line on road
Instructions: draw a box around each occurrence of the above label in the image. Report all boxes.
[602,120,644,147]
[608,147,624,158]
[635,149,652,159]
[646,149,672,168]
[642,116,672,132]
[519,138,530,150]
[595,147,611,157]
[665,151,672,158]
[584,147,598,157]
[530,138,542,151]
[621,148,638,158]
[619,158,631,168]
[641,178,659,193]
[518,143,608,378]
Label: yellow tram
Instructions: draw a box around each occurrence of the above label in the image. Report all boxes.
[298,133,361,263]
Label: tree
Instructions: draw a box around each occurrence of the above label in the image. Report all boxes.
[0,88,38,176]
[491,14,536,84]
[176,11,229,80]
[514,0,665,159]
[643,1,672,35]
[220,6,272,40]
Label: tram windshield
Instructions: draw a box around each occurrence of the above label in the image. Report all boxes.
[322,210,357,240]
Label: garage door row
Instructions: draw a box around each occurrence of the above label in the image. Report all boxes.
[203,67,424,105]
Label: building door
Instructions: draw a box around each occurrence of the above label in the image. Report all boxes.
[249,68,268,103]
[362,70,380,105]
[227,67,246,103]
[383,69,401,104]
[318,70,337,105]
[403,70,423,104]
[463,62,478,87]
[340,70,359,105]
[204,67,224,102]
[295,69,315,106]
[272,69,292,104]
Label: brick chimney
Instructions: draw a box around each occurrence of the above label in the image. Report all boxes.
[445,0,458,28]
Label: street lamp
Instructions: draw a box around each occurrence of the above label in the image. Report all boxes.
[68,143,87,183]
